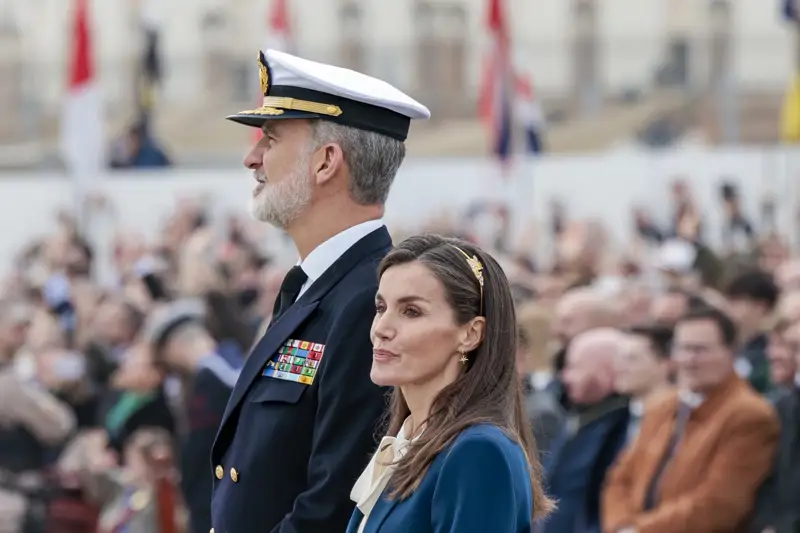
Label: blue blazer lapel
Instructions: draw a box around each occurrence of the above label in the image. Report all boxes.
[362,496,399,533]
[345,508,364,533]
[219,300,319,429]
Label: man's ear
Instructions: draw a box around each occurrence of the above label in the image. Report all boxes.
[312,143,345,186]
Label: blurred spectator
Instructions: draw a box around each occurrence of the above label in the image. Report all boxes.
[202,291,250,369]
[144,299,238,533]
[724,269,780,393]
[516,303,563,459]
[554,288,619,347]
[540,328,629,533]
[616,282,653,328]
[101,343,175,455]
[775,258,800,292]
[0,299,77,533]
[776,290,800,322]
[720,181,756,255]
[83,297,144,392]
[91,428,175,533]
[552,287,620,401]
[252,265,288,341]
[615,325,674,444]
[751,318,800,533]
[602,307,779,533]
[0,299,31,362]
[670,178,703,241]
[765,316,796,398]
[649,288,691,328]
[109,123,171,169]
[59,428,176,533]
[633,207,666,245]
[654,239,698,289]
[757,235,789,275]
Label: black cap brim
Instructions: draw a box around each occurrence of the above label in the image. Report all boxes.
[226,109,322,129]
[226,86,411,141]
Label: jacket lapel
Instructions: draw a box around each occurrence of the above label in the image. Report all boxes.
[364,495,399,533]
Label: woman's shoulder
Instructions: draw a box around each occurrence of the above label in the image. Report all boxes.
[441,424,528,471]
[427,424,532,511]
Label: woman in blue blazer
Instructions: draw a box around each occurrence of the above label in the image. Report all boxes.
[347,235,554,533]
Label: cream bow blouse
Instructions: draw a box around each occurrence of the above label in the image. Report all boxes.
[350,418,418,533]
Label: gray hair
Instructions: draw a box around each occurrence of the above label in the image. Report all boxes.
[311,121,405,205]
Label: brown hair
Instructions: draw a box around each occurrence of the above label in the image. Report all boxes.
[378,235,553,518]
[516,302,555,373]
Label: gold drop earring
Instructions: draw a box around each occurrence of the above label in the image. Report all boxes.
[459,350,468,365]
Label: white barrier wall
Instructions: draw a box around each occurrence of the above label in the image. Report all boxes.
[2,146,800,275]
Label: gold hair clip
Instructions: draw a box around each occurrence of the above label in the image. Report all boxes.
[453,246,484,312]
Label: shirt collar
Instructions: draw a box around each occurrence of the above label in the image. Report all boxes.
[678,388,705,408]
[398,416,425,442]
[298,219,385,294]
[629,398,645,417]
[529,371,553,392]
[794,372,800,389]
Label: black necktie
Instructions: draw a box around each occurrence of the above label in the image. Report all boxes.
[271,266,308,322]
[643,401,692,510]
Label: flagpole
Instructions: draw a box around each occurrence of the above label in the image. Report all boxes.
[61,0,102,232]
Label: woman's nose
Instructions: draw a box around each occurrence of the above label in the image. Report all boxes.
[371,312,395,341]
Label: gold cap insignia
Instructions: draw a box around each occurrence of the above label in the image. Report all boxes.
[258,52,269,96]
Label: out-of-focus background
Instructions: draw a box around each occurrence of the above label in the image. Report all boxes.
[2,1,800,532]
[1,0,800,264]
[0,0,800,260]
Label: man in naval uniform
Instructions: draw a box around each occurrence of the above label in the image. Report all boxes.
[210,49,430,533]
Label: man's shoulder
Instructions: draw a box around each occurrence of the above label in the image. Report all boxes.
[724,380,779,425]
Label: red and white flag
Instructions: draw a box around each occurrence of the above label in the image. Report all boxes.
[252,0,292,142]
[477,0,544,161]
[60,0,104,181]
[266,0,291,53]
[477,0,513,164]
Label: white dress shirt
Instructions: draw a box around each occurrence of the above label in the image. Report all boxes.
[528,371,553,392]
[295,219,385,300]
[626,399,645,443]
[677,388,705,409]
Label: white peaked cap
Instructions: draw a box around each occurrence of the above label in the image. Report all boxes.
[227,49,431,141]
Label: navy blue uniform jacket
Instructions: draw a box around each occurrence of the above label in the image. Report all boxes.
[346,424,534,533]
[211,227,392,533]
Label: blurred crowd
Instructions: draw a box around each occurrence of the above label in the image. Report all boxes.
[0,175,797,533]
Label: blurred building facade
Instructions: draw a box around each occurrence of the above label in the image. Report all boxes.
[0,0,795,160]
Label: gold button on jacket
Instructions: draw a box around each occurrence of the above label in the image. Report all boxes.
[210,529,214,533]
[215,465,224,480]
[230,468,239,483]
